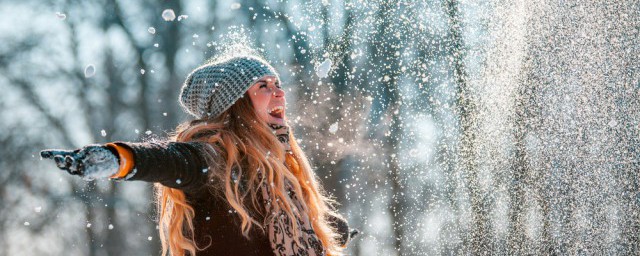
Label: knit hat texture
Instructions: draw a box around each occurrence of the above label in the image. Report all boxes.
[179,55,279,119]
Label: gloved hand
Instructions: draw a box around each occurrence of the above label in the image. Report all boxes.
[40,145,120,180]
[349,228,360,240]
[327,214,361,247]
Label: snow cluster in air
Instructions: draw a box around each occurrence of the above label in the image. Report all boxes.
[162,9,176,21]
[315,59,332,78]
[55,12,66,20]
[84,65,96,78]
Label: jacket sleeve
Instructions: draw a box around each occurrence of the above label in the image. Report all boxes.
[109,140,219,194]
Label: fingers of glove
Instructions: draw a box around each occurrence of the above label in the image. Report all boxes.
[42,147,101,177]
[51,153,83,175]
[40,150,54,159]
[69,160,84,175]
[53,155,71,169]
[65,155,82,174]
[349,229,360,238]
[40,149,75,159]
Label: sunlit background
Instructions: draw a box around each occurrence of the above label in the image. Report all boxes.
[1,0,638,255]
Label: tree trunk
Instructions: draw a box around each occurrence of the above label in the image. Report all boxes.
[368,0,405,254]
[442,0,487,253]
[507,80,530,253]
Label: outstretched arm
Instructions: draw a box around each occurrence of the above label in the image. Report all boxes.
[41,141,217,194]
[109,141,213,192]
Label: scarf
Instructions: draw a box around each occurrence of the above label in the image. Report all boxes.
[262,124,325,256]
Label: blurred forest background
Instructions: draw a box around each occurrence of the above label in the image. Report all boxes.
[0,0,638,255]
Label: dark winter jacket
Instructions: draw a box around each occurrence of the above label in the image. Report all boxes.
[108,141,352,256]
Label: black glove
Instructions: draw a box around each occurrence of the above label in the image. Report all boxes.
[40,145,120,180]
[349,228,360,240]
[327,214,361,247]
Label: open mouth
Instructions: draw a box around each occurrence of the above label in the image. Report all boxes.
[268,106,285,119]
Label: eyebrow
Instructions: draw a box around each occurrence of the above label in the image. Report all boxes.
[258,78,280,84]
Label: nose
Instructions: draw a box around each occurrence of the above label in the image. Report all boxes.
[272,87,285,98]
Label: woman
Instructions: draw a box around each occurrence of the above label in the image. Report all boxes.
[41,54,357,256]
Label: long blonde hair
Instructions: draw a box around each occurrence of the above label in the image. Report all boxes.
[156,95,344,256]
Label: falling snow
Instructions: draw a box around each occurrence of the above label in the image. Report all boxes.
[55,12,66,20]
[84,65,96,78]
[161,9,176,21]
[4,1,639,255]
[315,59,332,78]
[328,123,338,134]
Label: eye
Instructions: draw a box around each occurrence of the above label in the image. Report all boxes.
[259,83,267,88]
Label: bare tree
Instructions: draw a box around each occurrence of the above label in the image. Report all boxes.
[442,0,487,253]
[366,0,406,254]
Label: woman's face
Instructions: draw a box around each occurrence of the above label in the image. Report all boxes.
[247,75,286,125]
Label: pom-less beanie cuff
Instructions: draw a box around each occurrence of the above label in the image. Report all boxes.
[179,55,280,119]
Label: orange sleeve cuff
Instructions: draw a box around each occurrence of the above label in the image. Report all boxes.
[105,143,135,179]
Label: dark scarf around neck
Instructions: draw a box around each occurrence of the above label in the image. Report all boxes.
[268,123,292,153]
[263,123,325,256]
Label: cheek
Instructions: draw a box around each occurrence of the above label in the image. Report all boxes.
[251,94,268,108]
[249,92,270,115]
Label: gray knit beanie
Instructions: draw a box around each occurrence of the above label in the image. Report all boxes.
[179,55,280,119]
